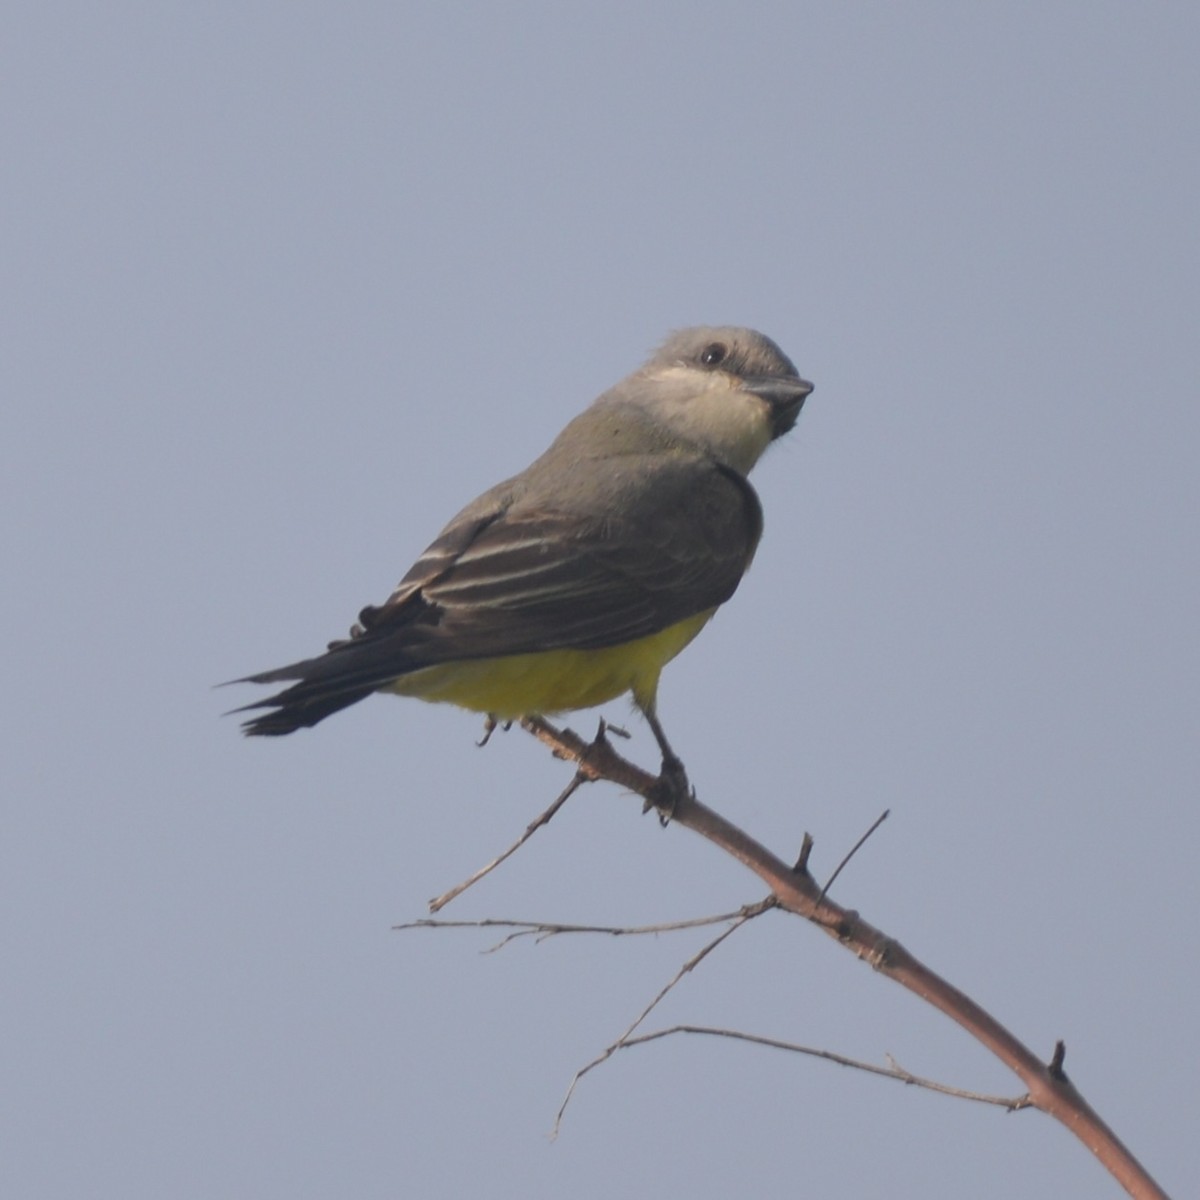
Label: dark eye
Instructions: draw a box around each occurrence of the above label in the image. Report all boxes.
[700,342,727,368]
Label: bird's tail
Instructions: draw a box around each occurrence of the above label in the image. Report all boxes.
[229,639,411,736]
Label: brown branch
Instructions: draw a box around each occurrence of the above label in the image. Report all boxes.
[517,716,1169,1200]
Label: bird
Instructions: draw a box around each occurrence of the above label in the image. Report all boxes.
[233,326,811,776]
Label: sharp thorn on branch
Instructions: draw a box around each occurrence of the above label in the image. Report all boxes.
[794,833,815,874]
[1049,1040,1068,1080]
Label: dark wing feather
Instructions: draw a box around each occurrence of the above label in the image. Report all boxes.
[236,457,762,734]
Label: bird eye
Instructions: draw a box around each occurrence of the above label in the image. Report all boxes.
[700,342,727,367]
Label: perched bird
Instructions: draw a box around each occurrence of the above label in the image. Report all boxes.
[234,326,811,772]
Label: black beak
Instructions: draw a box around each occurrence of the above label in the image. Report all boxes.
[743,375,814,439]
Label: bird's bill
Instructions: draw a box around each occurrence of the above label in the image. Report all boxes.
[741,374,814,439]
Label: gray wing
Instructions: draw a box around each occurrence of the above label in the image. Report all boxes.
[236,455,762,733]
[362,454,762,654]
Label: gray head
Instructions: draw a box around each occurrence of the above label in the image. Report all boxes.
[650,326,800,381]
[631,326,813,472]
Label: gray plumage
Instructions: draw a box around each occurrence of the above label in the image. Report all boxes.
[235,327,812,735]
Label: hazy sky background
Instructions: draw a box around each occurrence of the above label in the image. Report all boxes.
[4,4,1197,1197]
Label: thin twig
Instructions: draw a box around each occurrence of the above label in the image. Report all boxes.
[814,808,890,916]
[554,905,771,1134]
[571,1025,1031,1109]
[427,770,587,912]
[398,900,777,952]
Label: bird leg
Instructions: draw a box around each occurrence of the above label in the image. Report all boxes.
[641,708,693,824]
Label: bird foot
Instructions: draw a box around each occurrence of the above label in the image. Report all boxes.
[644,752,693,826]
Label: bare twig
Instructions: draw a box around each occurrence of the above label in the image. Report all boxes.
[564,1024,1031,1109]
[397,899,776,953]
[814,808,890,916]
[554,904,771,1135]
[428,718,637,912]
[428,770,587,912]
[882,1052,1031,1108]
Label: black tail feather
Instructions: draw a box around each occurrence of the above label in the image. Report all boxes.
[235,679,378,736]
[228,639,416,736]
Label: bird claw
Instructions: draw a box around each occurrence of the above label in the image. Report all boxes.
[644,753,693,826]
[476,715,513,747]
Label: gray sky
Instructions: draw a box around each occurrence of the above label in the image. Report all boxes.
[4,4,1197,1197]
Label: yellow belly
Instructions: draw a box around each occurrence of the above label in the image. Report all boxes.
[384,610,715,719]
